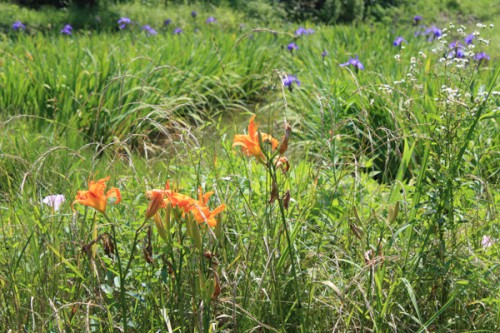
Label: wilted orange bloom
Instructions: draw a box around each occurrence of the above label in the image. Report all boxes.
[145,189,167,219]
[72,176,121,213]
[276,156,290,173]
[233,115,279,162]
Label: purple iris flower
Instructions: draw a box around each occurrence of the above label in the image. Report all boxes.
[42,194,65,212]
[206,17,216,24]
[283,74,300,91]
[60,24,73,35]
[295,27,307,36]
[413,15,422,25]
[142,25,157,35]
[474,52,490,62]
[295,27,315,36]
[287,42,299,53]
[465,33,475,45]
[449,41,465,58]
[12,20,26,31]
[425,26,442,40]
[321,50,328,58]
[393,36,406,46]
[340,55,364,71]
[173,27,182,35]
[118,17,131,29]
[191,11,197,18]
[164,19,172,26]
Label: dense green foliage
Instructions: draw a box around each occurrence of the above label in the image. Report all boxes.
[0,2,499,332]
[6,0,500,25]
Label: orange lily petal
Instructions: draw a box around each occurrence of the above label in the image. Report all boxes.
[72,176,119,213]
[145,189,167,219]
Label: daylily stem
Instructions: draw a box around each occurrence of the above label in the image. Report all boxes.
[267,159,304,331]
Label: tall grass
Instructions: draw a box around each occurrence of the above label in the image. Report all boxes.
[1,3,499,332]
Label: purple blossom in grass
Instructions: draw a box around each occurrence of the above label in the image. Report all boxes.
[295,27,315,36]
[43,194,65,212]
[449,41,463,49]
[118,17,131,29]
[295,27,307,36]
[482,235,495,249]
[340,55,364,71]
[287,42,299,53]
[465,33,475,45]
[164,18,172,26]
[321,50,328,58]
[413,15,422,25]
[60,24,73,35]
[425,26,442,41]
[393,36,406,47]
[12,20,26,31]
[475,52,490,62]
[449,41,465,58]
[191,11,197,18]
[283,74,300,91]
[173,27,182,35]
[142,25,157,35]
[206,17,216,24]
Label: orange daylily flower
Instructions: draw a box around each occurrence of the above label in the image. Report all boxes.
[166,191,196,214]
[191,204,226,227]
[145,189,167,219]
[148,183,225,228]
[190,187,225,227]
[72,176,121,213]
[233,114,279,162]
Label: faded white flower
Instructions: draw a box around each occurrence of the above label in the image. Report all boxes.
[482,235,495,249]
[42,194,65,212]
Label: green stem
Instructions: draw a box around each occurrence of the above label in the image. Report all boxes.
[267,159,304,331]
[103,213,147,333]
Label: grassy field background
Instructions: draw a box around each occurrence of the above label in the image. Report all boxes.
[0,0,499,332]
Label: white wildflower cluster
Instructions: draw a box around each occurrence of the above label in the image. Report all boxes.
[440,85,462,103]
[378,84,393,93]
[477,38,490,45]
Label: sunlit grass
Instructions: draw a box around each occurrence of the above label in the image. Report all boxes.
[0,2,499,332]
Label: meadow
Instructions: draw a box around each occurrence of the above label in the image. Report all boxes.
[0,1,499,332]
